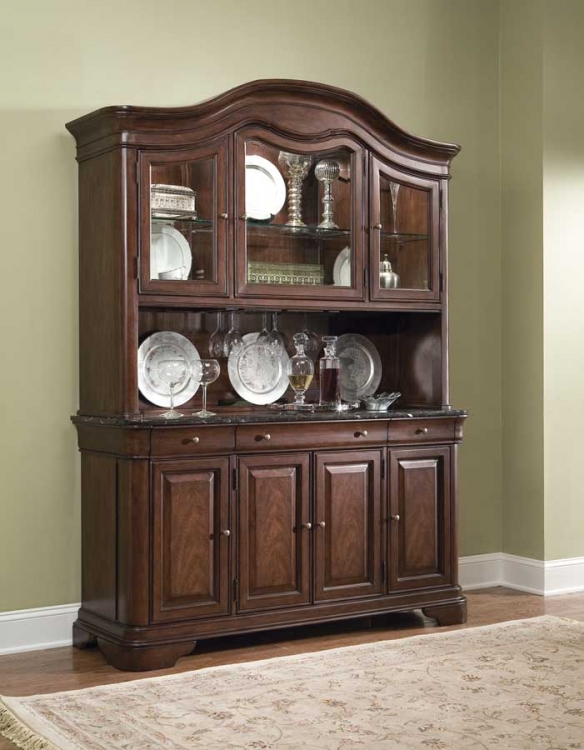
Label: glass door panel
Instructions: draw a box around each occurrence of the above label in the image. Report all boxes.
[235,130,364,300]
[370,156,440,301]
[139,139,229,297]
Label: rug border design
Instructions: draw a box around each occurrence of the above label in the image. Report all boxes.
[0,615,581,750]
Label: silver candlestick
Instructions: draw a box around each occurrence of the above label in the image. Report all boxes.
[315,159,340,229]
[278,151,313,227]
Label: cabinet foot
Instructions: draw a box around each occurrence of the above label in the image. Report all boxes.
[72,622,97,650]
[422,599,467,626]
[97,638,196,671]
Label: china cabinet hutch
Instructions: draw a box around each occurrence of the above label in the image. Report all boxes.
[66,80,466,671]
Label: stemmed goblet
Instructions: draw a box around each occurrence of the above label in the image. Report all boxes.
[278,151,313,228]
[270,312,286,353]
[208,311,227,358]
[193,359,220,418]
[223,311,243,356]
[158,358,190,419]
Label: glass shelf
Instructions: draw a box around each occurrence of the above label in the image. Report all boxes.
[379,231,428,243]
[246,221,350,240]
[151,216,214,232]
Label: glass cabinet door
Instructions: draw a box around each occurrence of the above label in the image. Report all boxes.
[235,129,364,300]
[369,156,440,301]
[139,139,229,296]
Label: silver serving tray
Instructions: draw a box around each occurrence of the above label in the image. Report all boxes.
[138,331,200,408]
[336,334,382,402]
[228,332,290,405]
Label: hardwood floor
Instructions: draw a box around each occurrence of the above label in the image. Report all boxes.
[1,587,583,749]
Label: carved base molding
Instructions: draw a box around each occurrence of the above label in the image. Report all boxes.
[1,554,583,656]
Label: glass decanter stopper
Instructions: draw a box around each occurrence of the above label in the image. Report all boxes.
[287,333,314,408]
[319,335,342,408]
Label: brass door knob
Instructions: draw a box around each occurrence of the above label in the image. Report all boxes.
[416,427,429,435]
[302,522,312,530]
[318,521,326,529]
[373,223,382,230]
[221,529,231,537]
[191,436,200,444]
[240,213,248,221]
[355,430,368,438]
[390,514,400,522]
[220,212,228,219]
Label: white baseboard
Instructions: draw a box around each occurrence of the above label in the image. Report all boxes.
[0,603,79,656]
[0,555,583,656]
[459,553,584,596]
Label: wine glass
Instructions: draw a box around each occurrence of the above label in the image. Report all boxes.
[287,333,314,408]
[223,311,243,356]
[389,182,400,233]
[193,359,220,417]
[301,313,321,361]
[208,311,227,358]
[257,312,275,347]
[158,357,189,419]
[270,312,286,353]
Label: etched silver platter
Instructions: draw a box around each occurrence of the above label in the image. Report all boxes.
[138,331,200,408]
[336,333,382,402]
[228,332,290,405]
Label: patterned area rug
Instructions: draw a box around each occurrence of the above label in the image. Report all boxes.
[1,616,584,750]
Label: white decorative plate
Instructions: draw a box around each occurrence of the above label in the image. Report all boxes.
[228,332,290,405]
[333,246,351,286]
[138,332,200,408]
[336,333,382,402]
[151,224,192,280]
[245,155,286,221]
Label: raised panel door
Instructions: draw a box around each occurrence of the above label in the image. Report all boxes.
[152,458,230,622]
[388,447,451,590]
[314,450,382,601]
[238,453,311,611]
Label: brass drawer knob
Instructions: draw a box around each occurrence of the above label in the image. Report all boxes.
[258,433,271,441]
[355,429,369,438]
[390,514,400,522]
[191,436,200,444]
[416,427,429,435]
[220,212,228,219]
[318,521,326,529]
[221,529,231,537]
[302,522,312,530]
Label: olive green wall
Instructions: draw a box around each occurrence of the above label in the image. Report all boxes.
[500,0,545,559]
[0,0,502,611]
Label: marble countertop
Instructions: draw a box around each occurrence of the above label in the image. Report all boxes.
[72,406,467,428]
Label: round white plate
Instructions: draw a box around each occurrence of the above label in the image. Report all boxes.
[336,333,382,402]
[228,332,290,405]
[333,246,351,286]
[151,224,192,280]
[138,332,200,408]
[245,155,286,221]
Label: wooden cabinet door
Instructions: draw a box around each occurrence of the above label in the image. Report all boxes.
[388,447,451,591]
[314,450,382,602]
[238,454,311,611]
[152,458,230,622]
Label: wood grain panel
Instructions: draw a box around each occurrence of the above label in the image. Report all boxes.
[151,426,235,457]
[389,447,451,590]
[236,421,386,453]
[238,454,310,611]
[152,458,230,622]
[315,451,382,601]
[80,453,117,620]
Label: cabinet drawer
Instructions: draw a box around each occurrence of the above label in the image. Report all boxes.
[388,419,454,444]
[151,426,235,457]
[236,421,386,452]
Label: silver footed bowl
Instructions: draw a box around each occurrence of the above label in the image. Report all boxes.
[361,392,401,411]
